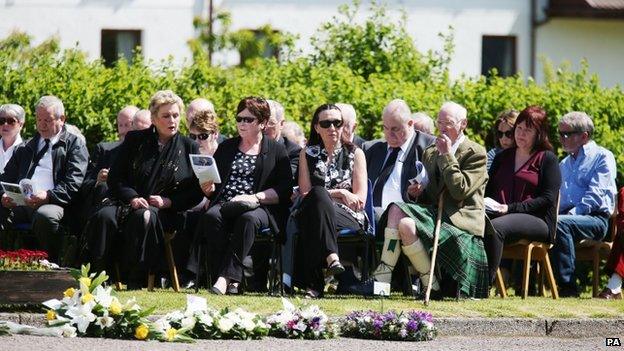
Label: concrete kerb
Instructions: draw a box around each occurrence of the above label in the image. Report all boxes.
[2,313,623,338]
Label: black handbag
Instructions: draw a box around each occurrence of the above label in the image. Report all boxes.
[219,200,260,219]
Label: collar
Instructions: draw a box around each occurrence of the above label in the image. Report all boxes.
[37,128,63,147]
[450,133,466,155]
[572,140,596,160]
[387,132,414,157]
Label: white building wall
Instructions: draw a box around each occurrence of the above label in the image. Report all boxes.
[536,18,624,87]
[0,0,202,65]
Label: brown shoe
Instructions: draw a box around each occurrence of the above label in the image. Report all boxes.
[597,288,623,299]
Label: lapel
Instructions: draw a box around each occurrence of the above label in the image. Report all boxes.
[252,135,269,192]
[370,141,388,182]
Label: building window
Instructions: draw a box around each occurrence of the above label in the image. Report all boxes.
[101,30,141,67]
[481,35,516,77]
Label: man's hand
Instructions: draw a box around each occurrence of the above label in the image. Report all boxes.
[1,194,16,209]
[200,181,215,197]
[148,195,171,209]
[24,191,49,209]
[436,134,452,155]
[130,197,149,209]
[96,168,109,184]
[407,182,424,199]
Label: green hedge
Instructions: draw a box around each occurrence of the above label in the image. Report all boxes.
[1,23,623,183]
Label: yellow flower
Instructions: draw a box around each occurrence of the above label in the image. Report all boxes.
[46,309,56,321]
[109,299,122,315]
[63,287,76,298]
[165,327,177,341]
[79,277,92,291]
[135,324,149,340]
[81,293,94,304]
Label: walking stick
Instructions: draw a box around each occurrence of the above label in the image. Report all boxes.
[424,190,445,305]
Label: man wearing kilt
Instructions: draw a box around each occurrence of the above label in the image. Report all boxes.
[365,101,490,299]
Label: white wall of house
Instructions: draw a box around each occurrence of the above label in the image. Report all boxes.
[0,0,203,65]
[536,18,624,87]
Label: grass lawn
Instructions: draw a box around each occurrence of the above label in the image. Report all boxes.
[117,288,624,319]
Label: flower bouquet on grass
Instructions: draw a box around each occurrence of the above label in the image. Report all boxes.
[159,295,268,340]
[341,310,437,341]
[0,249,57,270]
[266,298,337,339]
[42,264,191,342]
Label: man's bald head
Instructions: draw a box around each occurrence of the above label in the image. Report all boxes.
[186,98,215,125]
[117,105,139,140]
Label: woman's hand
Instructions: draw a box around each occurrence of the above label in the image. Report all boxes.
[200,181,215,197]
[340,190,364,212]
[205,133,219,156]
[497,204,509,214]
[148,195,171,209]
[1,194,16,209]
[407,182,424,199]
[130,197,149,209]
[230,194,259,204]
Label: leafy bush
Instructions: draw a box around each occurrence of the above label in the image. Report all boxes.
[0,0,622,182]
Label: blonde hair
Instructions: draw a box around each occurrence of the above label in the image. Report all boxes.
[190,109,219,135]
[148,90,184,118]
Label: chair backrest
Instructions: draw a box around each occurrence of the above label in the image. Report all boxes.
[364,178,376,235]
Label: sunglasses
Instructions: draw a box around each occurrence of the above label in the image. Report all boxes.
[318,119,344,129]
[0,117,18,126]
[496,130,514,139]
[189,132,211,141]
[559,131,584,139]
[235,116,256,124]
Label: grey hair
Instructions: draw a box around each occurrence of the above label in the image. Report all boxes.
[335,103,357,125]
[411,112,435,134]
[382,99,411,123]
[268,100,285,122]
[439,101,467,122]
[559,111,594,137]
[35,95,65,119]
[0,104,26,123]
[148,90,184,118]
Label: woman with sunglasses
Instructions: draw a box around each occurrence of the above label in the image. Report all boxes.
[483,106,561,286]
[191,96,292,295]
[0,104,25,174]
[486,109,519,171]
[189,109,219,156]
[295,104,369,298]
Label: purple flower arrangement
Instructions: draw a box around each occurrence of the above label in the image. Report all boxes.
[341,310,436,341]
[265,298,337,339]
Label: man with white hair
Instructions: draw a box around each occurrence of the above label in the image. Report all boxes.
[0,96,88,261]
[0,104,26,173]
[336,103,367,148]
[266,100,301,178]
[359,101,489,299]
[132,109,152,130]
[552,111,617,298]
[411,112,435,135]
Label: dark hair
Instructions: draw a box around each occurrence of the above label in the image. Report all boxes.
[515,106,553,152]
[492,109,519,147]
[308,103,343,146]
[236,96,270,124]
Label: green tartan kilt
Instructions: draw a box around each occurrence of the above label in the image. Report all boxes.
[389,202,490,298]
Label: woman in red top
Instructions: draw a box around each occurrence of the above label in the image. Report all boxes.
[483,106,561,285]
[599,187,624,299]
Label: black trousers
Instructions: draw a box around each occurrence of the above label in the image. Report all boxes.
[484,213,549,284]
[193,203,269,283]
[296,186,360,291]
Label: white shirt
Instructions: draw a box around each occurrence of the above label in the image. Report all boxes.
[380,132,415,211]
[31,131,62,193]
[450,133,465,156]
[0,134,23,174]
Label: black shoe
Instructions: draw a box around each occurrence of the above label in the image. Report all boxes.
[349,277,376,296]
[326,260,345,277]
[210,286,225,295]
[559,283,580,298]
[226,283,242,295]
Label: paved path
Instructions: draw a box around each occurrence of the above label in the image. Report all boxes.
[0,335,615,351]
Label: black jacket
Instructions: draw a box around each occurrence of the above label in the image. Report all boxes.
[0,126,89,207]
[365,131,435,203]
[81,140,121,204]
[211,135,293,237]
[107,128,203,212]
[279,136,301,180]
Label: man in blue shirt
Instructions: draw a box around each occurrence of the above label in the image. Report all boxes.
[552,111,617,297]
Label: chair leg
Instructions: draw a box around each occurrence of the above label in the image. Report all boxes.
[164,236,180,292]
[541,253,559,299]
[592,251,600,298]
[495,268,507,298]
[521,244,533,299]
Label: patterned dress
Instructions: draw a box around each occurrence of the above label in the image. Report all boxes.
[220,151,257,203]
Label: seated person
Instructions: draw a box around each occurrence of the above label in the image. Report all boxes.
[483,106,561,287]
[0,104,25,174]
[0,96,88,262]
[295,103,369,298]
[599,186,624,299]
[486,109,518,171]
[552,111,617,297]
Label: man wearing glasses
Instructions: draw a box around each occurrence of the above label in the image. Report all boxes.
[552,111,617,297]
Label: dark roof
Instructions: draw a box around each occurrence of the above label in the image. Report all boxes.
[547,0,624,18]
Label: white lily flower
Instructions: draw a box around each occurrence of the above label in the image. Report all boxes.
[93,285,113,308]
[198,313,213,327]
[217,317,234,333]
[65,302,96,333]
[60,325,77,338]
[95,310,114,329]
[122,297,140,311]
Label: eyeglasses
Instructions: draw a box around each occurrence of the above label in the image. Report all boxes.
[235,116,256,124]
[435,119,458,129]
[189,132,211,141]
[318,119,344,129]
[496,130,514,139]
[0,117,18,126]
[559,130,584,139]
